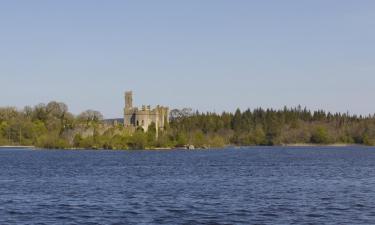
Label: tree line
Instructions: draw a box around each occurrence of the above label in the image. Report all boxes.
[170,106,375,147]
[0,102,374,149]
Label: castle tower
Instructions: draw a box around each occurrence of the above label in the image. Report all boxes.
[123,91,169,135]
[124,91,135,128]
[125,91,133,109]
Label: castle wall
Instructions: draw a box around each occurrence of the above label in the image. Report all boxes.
[134,110,156,132]
[124,108,137,127]
[123,92,169,133]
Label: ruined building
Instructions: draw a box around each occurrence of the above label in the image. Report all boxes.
[124,91,169,133]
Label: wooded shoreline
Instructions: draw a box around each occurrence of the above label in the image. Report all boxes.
[0,143,370,151]
[1,102,375,149]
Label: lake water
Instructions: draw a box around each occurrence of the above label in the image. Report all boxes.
[1,147,375,224]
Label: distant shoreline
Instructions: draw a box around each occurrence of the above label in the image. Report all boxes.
[0,144,370,151]
[0,146,35,149]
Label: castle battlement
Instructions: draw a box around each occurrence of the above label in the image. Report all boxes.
[124,91,169,133]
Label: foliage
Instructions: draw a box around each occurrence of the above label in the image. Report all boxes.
[310,127,330,144]
[1,103,375,149]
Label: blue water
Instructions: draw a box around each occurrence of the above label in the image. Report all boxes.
[1,147,375,224]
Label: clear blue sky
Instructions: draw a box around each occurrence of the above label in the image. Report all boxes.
[1,1,374,118]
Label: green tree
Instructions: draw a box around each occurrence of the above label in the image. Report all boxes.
[310,127,330,144]
[129,130,147,149]
[192,130,205,148]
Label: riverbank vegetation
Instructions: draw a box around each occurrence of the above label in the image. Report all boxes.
[1,102,375,149]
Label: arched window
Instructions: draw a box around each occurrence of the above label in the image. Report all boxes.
[137,120,139,126]
[142,120,145,126]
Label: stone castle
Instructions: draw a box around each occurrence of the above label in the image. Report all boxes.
[124,91,169,133]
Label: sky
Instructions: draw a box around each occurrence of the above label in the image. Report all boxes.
[0,0,374,118]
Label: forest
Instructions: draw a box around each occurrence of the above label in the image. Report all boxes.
[1,102,375,149]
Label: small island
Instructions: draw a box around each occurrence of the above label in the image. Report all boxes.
[0,91,374,150]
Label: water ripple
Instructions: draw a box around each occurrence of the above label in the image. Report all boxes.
[1,147,375,224]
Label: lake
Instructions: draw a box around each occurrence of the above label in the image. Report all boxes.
[1,147,375,224]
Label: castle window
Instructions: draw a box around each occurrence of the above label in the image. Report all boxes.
[137,120,139,126]
[142,120,145,126]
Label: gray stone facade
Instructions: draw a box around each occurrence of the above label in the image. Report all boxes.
[124,91,169,133]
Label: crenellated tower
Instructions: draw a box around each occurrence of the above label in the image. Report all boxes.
[125,91,133,110]
[123,91,169,135]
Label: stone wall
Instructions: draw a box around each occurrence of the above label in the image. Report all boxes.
[123,91,169,133]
